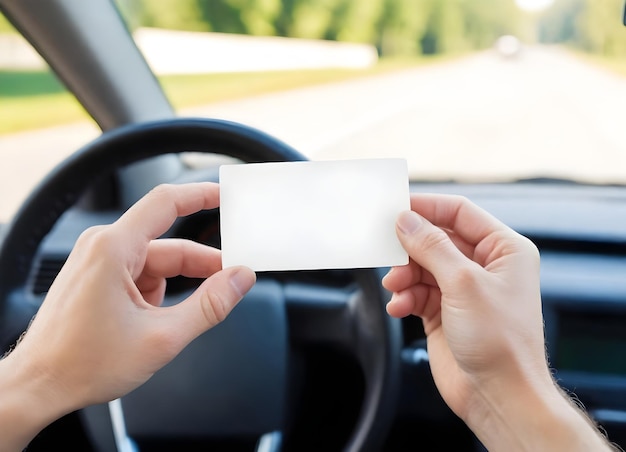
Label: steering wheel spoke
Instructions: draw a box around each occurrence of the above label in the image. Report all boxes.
[285,281,356,349]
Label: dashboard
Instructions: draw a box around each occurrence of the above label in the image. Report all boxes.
[21,179,626,450]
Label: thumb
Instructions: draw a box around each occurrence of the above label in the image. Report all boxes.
[396,210,470,282]
[168,266,257,346]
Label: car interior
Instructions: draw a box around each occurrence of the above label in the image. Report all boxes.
[1,0,626,451]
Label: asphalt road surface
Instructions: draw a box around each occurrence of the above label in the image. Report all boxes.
[2,46,626,222]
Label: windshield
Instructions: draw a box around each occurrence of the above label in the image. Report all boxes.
[125,0,626,185]
[1,0,625,221]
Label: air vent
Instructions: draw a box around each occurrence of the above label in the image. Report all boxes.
[531,236,626,256]
[31,257,67,295]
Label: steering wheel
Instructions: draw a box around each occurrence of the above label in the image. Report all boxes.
[0,117,401,452]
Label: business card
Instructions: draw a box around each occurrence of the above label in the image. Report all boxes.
[219,158,409,271]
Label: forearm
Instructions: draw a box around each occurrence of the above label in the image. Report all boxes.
[468,372,615,451]
[0,354,71,452]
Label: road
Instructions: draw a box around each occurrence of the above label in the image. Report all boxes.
[3,46,626,222]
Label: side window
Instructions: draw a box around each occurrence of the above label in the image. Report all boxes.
[0,12,93,223]
[0,13,90,134]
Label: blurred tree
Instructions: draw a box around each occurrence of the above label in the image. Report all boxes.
[139,0,210,31]
[119,0,529,56]
[329,0,385,43]
[537,0,585,44]
[274,0,297,36]
[462,0,523,49]
[287,0,338,39]
[576,0,626,56]
[230,0,281,36]
[377,0,433,56]
[538,0,626,57]
[420,0,466,54]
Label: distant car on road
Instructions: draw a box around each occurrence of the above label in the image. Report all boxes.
[495,34,522,58]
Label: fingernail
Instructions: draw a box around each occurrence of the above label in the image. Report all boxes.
[397,211,423,235]
[229,267,256,297]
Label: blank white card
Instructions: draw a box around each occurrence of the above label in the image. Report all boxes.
[219,158,410,271]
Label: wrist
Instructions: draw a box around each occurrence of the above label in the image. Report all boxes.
[0,351,75,451]
[466,369,613,451]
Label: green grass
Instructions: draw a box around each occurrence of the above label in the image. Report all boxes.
[0,56,440,135]
[159,57,440,107]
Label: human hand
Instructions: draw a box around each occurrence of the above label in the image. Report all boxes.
[383,193,547,417]
[0,183,255,450]
[382,194,612,450]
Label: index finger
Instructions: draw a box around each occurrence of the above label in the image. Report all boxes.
[114,183,220,243]
[410,193,515,246]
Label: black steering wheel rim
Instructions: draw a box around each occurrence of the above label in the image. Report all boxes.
[0,117,306,297]
[0,117,401,452]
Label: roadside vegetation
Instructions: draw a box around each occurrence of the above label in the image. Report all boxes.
[538,0,626,58]
[120,0,525,57]
[3,0,623,135]
[0,56,448,135]
[538,0,626,75]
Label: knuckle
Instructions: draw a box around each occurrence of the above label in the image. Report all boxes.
[76,224,107,243]
[451,194,470,205]
[519,234,540,261]
[200,290,229,325]
[147,183,175,201]
[449,266,479,289]
[76,225,117,257]
[150,183,175,194]
[446,194,471,213]
[491,229,538,257]
[419,228,450,254]
[146,183,185,215]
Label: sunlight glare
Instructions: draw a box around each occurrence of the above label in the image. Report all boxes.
[515,0,554,12]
